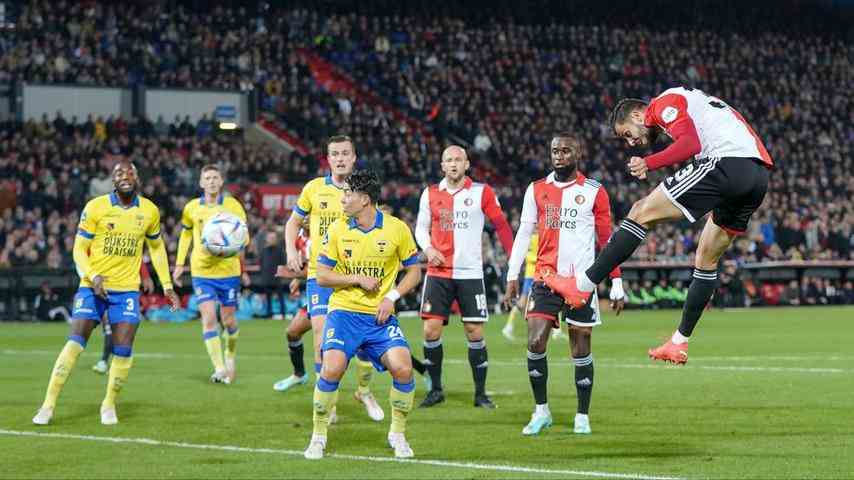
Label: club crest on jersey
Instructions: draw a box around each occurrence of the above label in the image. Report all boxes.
[106,223,115,231]
[575,195,585,205]
[344,249,352,258]
[463,197,473,207]
[375,240,389,253]
[320,201,328,209]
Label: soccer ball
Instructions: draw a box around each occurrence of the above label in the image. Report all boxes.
[202,212,248,257]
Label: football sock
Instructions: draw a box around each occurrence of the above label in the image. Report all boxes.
[678,269,718,337]
[42,336,85,410]
[410,354,426,375]
[355,357,374,395]
[203,330,225,372]
[288,338,306,377]
[389,379,415,434]
[467,339,488,396]
[423,338,443,391]
[102,345,133,410]
[671,330,690,345]
[224,326,239,360]
[101,323,112,362]
[584,219,647,287]
[312,378,340,437]
[574,354,594,415]
[527,350,548,405]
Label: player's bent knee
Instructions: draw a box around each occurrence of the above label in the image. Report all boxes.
[388,364,413,383]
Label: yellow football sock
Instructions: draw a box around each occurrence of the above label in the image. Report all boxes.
[41,340,84,410]
[203,331,225,372]
[312,380,340,437]
[355,358,373,395]
[101,355,133,410]
[224,327,239,360]
[389,380,415,434]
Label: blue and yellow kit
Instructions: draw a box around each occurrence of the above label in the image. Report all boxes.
[293,175,347,279]
[72,192,172,323]
[177,193,248,306]
[317,209,420,370]
[318,209,419,315]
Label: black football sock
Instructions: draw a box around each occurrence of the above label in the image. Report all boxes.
[287,338,306,377]
[527,350,548,405]
[410,354,426,375]
[573,354,594,414]
[677,269,718,337]
[423,338,443,391]
[101,323,113,362]
[585,219,647,284]
[467,339,488,397]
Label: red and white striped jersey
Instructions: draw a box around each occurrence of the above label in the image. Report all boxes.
[296,230,310,263]
[507,172,620,282]
[645,87,772,168]
[416,177,514,280]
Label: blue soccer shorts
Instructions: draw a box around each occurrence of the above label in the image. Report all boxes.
[306,278,333,318]
[192,276,240,307]
[321,309,410,372]
[71,288,140,325]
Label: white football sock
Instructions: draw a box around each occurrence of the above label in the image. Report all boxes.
[535,403,550,416]
[671,331,690,345]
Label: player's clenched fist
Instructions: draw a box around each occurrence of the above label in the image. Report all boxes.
[353,275,380,292]
[628,156,648,180]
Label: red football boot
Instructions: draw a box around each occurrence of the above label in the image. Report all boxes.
[648,340,689,365]
[542,272,592,309]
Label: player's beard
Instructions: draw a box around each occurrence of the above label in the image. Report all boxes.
[645,126,661,146]
[553,163,576,182]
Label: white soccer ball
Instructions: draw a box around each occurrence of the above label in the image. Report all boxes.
[202,212,248,257]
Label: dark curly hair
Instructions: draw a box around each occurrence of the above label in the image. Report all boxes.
[609,98,648,133]
[346,169,381,204]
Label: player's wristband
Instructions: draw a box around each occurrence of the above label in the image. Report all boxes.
[384,289,401,303]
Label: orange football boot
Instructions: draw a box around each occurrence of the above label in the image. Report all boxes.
[648,340,689,365]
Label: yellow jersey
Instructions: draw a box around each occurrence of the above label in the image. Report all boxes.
[75,192,170,291]
[176,194,247,278]
[294,175,346,279]
[524,233,539,278]
[318,210,419,315]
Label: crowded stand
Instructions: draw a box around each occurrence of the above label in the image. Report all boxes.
[1,0,852,321]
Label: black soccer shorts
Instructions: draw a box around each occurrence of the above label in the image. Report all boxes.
[659,156,770,234]
[420,275,489,324]
[525,282,601,328]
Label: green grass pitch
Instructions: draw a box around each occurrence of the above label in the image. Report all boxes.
[2,307,852,479]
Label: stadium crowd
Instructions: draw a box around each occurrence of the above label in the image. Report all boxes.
[1,1,853,316]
